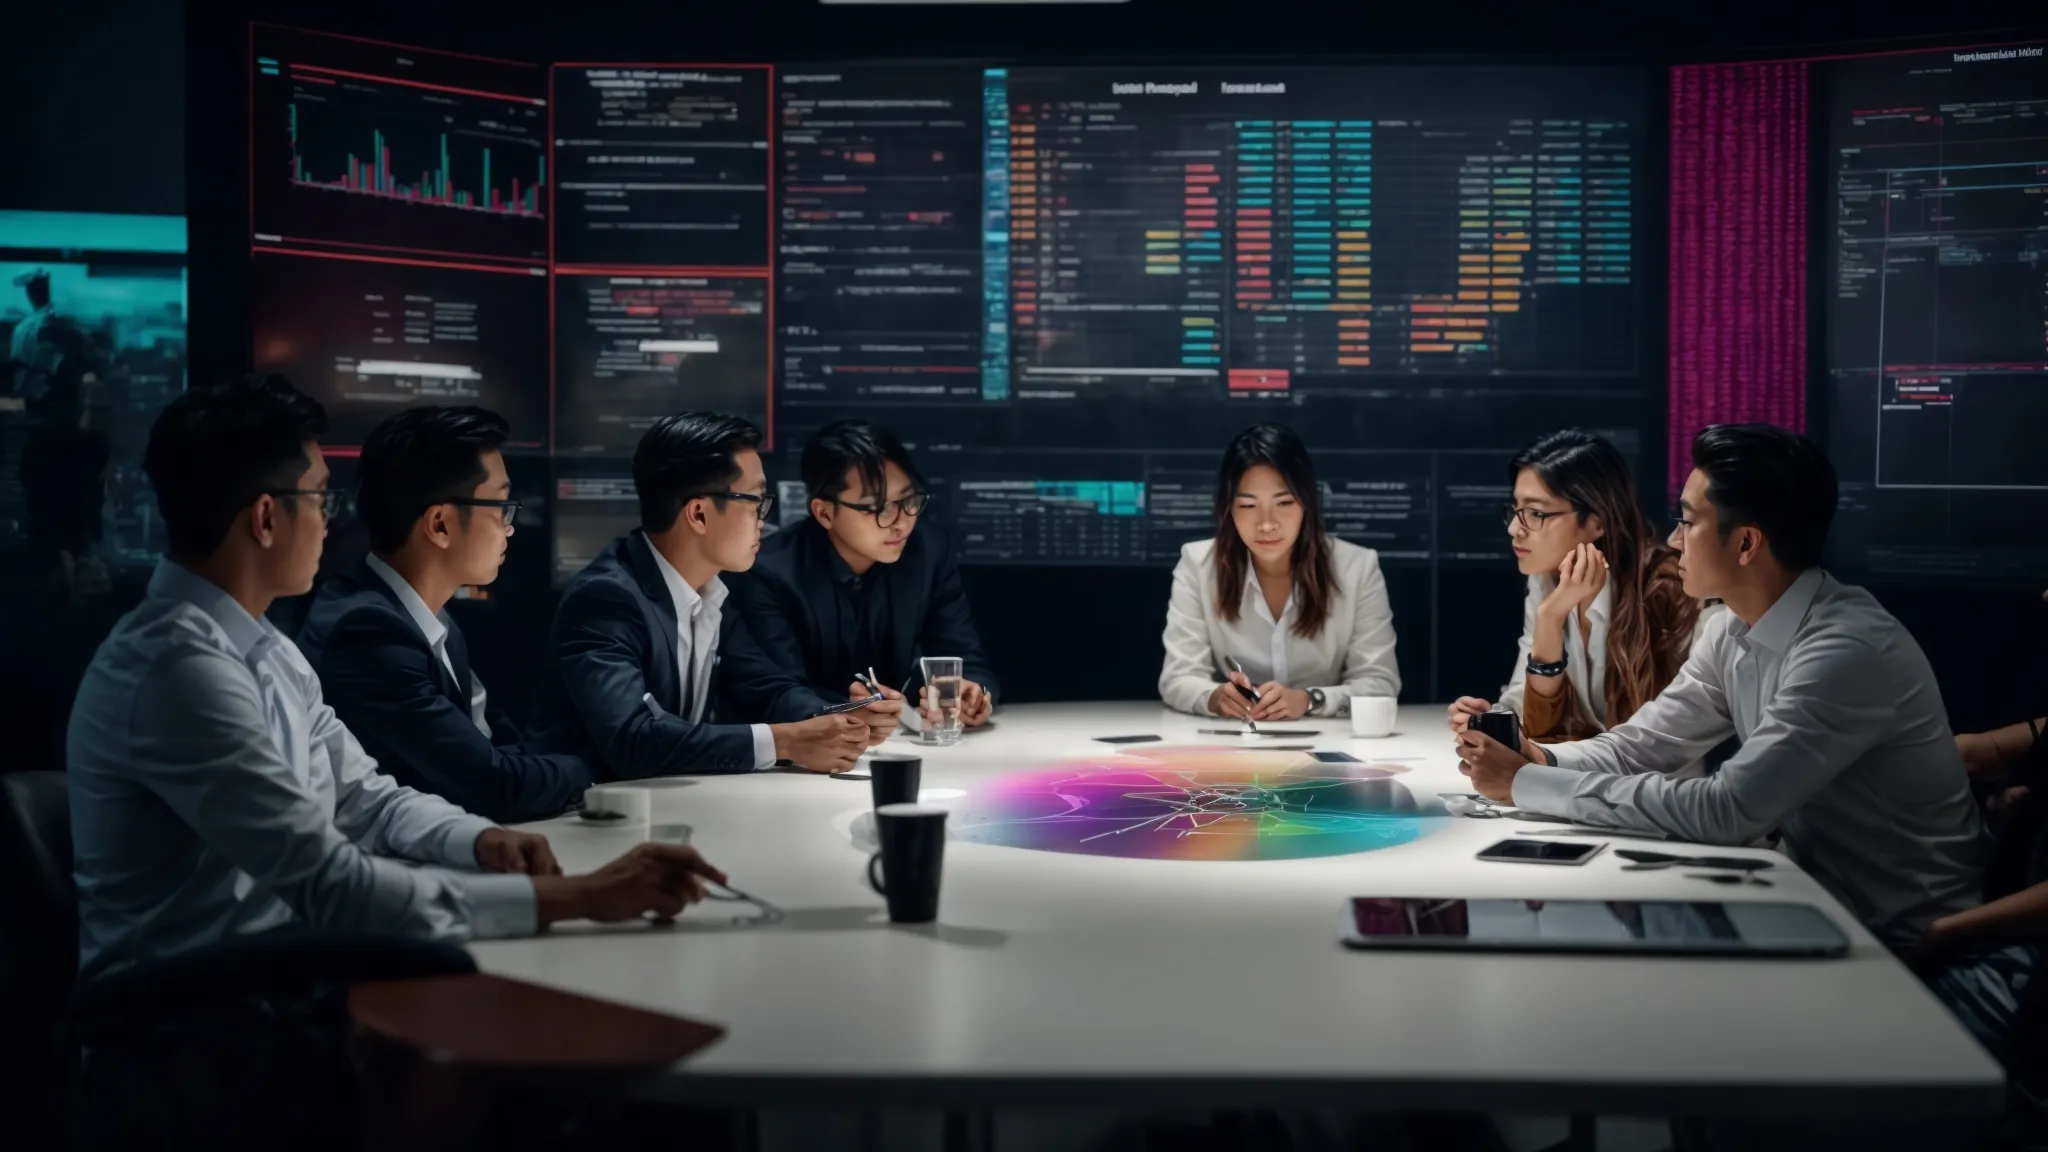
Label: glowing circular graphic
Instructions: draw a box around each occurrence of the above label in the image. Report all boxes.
[952,746,1449,861]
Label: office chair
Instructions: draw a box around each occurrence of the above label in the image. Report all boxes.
[0,770,78,1146]
[0,767,476,1150]
[66,931,477,1152]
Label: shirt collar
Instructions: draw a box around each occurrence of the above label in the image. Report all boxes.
[1745,568,1826,654]
[643,534,725,621]
[826,542,863,589]
[364,553,448,649]
[1240,567,1293,621]
[147,559,271,658]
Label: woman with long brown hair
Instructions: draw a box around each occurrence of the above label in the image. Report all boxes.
[1160,424,1399,720]
[1448,429,1721,753]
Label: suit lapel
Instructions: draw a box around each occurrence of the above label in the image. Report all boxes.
[623,533,685,714]
[444,621,476,708]
[357,560,462,704]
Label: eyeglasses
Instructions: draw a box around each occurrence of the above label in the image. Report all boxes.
[264,488,350,518]
[1440,793,1511,819]
[693,491,776,522]
[701,878,786,926]
[446,497,522,528]
[832,492,930,528]
[1501,504,1572,533]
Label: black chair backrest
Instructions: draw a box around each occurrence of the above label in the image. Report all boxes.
[67,932,477,1152]
[0,770,75,1147]
[0,770,76,982]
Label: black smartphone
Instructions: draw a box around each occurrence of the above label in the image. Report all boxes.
[1472,710,1522,749]
[1476,838,1604,865]
[1310,750,1362,763]
[1095,734,1164,745]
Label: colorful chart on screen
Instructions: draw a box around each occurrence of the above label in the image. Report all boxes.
[952,747,1446,862]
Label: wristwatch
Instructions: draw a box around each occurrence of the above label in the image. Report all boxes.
[1307,687,1326,715]
[1526,653,1568,678]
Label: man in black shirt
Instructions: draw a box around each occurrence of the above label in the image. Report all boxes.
[729,420,998,733]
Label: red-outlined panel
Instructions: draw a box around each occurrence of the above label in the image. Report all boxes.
[547,62,777,449]
[551,267,774,455]
[248,23,548,267]
[251,245,550,450]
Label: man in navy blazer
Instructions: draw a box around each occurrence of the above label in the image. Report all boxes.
[728,420,999,726]
[298,406,594,825]
[528,413,884,780]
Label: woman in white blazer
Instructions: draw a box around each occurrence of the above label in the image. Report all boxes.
[1159,424,1400,720]
[1447,430,1721,759]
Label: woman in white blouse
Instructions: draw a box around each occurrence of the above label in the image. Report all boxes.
[1159,424,1400,720]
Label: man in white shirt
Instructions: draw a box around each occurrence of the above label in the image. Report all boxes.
[69,376,724,979]
[1456,423,1987,950]
[529,412,881,779]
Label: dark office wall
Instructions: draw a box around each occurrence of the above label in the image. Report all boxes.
[1,0,184,216]
[86,0,2046,731]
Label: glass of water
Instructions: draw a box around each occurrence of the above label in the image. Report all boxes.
[918,656,965,746]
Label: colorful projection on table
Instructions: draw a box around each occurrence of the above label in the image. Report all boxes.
[952,747,1447,862]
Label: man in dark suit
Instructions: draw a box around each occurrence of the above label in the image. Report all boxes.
[729,420,998,729]
[298,406,593,824]
[528,412,883,780]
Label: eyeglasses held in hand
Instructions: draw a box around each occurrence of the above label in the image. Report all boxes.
[695,491,777,522]
[701,878,786,926]
[1440,792,1510,819]
[832,491,930,527]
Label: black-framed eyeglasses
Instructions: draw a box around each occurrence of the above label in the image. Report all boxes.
[264,488,350,518]
[693,491,776,522]
[1501,504,1571,533]
[833,491,930,528]
[446,497,523,528]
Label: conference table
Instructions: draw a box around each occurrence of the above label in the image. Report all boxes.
[476,702,2003,1127]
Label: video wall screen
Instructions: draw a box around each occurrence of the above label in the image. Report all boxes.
[1,209,188,564]
[246,28,1654,582]
[1823,41,2048,583]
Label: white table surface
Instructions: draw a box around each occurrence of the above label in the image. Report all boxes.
[475,702,2004,1118]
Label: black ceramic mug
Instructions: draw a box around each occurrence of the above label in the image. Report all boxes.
[866,803,946,924]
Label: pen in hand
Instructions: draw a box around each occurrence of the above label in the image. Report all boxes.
[1224,657,1261,732]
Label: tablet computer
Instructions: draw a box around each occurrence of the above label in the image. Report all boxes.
[1340,897,1849,958]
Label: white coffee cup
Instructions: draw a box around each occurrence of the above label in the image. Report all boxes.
[1349,696,1398,738]
[583,785,652,823]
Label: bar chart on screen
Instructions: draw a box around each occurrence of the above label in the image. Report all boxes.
[251,24,548,263]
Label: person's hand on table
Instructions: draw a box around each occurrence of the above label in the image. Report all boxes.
[847,679,906,747]
[1454,728,1543,804]
[772,714,868,773]
[1446,696,1491,734]
[474,827,561,876]
[1249,681,1312,721]
[1209,670,1259,721]
[534,843,728,927]
[959,680,993,727]
[920,680,993,728]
